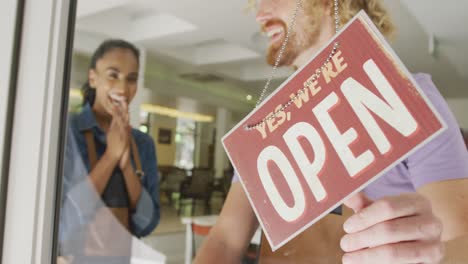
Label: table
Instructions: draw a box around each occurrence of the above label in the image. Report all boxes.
[181,215,261,264]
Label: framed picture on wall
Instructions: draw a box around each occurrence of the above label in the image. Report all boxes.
[158,128,172,144]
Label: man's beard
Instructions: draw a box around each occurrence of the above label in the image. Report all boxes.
[266,13,321,67]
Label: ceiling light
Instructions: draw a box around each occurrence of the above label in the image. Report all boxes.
[68,89,213,123]
[69,88,82,99]
[141,103,214,123]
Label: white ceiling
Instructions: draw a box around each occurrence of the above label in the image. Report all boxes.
[400,0,468,79]
[74,0,293,83]
[74,0,468,100]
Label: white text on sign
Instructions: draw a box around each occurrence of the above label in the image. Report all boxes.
[255,50,349,139]
[257,59,419,222]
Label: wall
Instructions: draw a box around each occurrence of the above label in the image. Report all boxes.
[150,114,177,167]
[383,0,468,98]
[447,99,468,129]
[194,122,215,168]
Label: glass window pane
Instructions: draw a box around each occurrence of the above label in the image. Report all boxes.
[55,1,468,264]
[57,1,250,263]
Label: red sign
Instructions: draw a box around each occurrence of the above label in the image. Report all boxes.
[222,12,446,251]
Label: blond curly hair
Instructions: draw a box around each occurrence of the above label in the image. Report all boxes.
[339,0,395,37]
[304,0,396,38]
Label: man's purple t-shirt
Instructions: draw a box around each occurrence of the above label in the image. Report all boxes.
[231,73,468,200]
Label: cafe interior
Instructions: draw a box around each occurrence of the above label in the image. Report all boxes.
[56,0,468,263]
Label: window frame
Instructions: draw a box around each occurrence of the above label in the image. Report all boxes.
[1,0,77,263]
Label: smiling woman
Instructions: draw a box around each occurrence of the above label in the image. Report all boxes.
[56,1,255,262]
[59,39,162,261]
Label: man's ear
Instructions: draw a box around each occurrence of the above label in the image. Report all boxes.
[88,69,97,88]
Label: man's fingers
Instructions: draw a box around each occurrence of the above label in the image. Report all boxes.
[341,214,443,252]
[342,241,444,264]
[343,192,372,213]
[344,193,432,233]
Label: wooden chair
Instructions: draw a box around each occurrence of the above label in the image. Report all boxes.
[159,167,188,205]
[178,168,214,216]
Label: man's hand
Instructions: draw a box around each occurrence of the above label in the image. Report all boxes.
[341,192,445,264]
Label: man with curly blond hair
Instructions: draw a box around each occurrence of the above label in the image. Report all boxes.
[195,1,468,263]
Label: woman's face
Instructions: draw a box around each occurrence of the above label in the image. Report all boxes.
[88,48,139,117]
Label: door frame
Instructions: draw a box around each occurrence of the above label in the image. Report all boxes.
[1,0,76,263]
[0,0,24,258]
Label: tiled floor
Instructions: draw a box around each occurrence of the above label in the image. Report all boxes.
[143,232,186,264]
[141,194,225,263]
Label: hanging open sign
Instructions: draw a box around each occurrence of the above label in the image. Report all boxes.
[222,11,446,251]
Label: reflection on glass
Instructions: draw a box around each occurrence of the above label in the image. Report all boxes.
[58,36,229,263]
[58,1,261,263]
